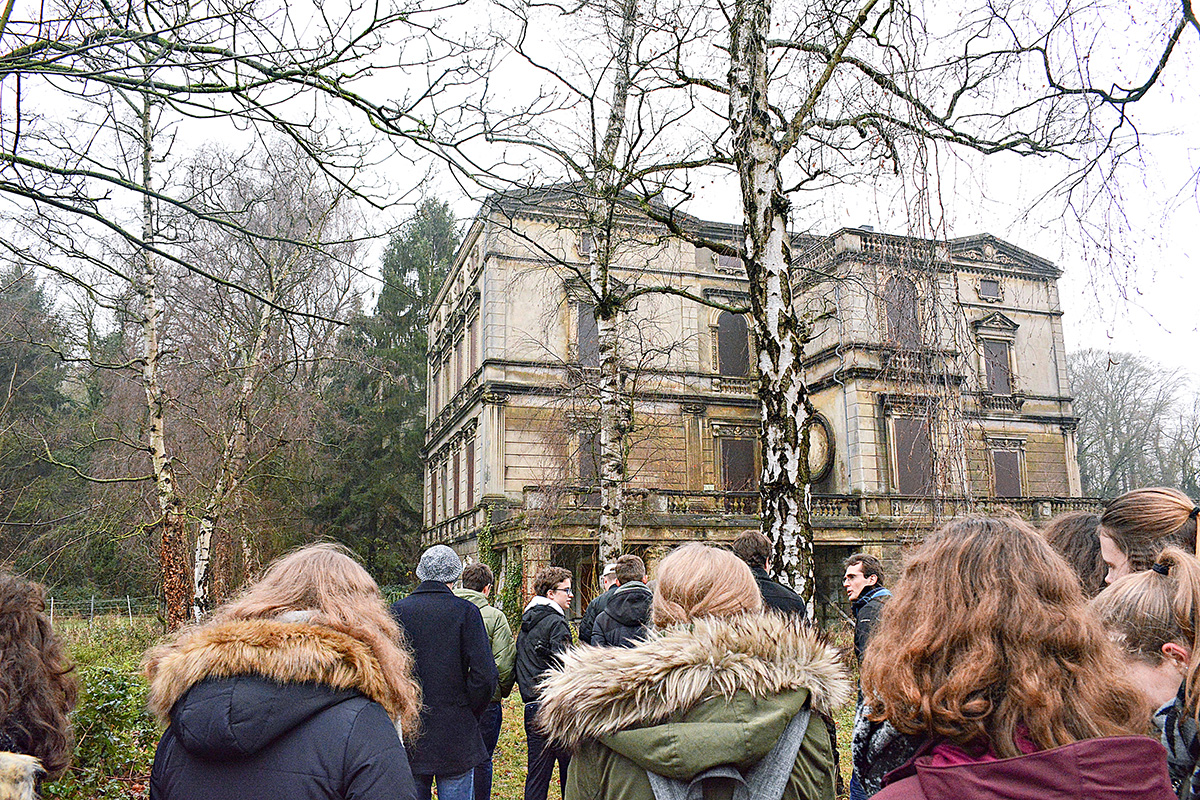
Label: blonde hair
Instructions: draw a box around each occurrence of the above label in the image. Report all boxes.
[1101,487,1199,572]
[1093,546,1200,718]
[652,543,762,626]
[212,542,421,736]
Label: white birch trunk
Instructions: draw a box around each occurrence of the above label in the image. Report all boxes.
[138,93,191,630]
[728,0,816,613]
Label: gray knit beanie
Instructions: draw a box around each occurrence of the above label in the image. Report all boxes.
[416,545,463,583]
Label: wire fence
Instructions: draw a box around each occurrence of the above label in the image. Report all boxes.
[46,595,160,624]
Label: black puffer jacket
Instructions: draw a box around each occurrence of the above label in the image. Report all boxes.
[515,599,572,703]
[590,582,652,648]
[147,619,416,800]
[751,565,806,616]
[578,586,615,645]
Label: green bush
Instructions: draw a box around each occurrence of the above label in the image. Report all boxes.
[43,618,164,800]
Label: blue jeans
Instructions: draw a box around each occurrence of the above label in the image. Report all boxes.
[415,770,474,800]
[850,771,867,800]
[474,701,503,800]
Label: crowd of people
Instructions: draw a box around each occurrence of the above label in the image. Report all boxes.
[4,487,1200,799]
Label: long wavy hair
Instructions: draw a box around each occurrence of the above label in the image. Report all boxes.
[1093,546,1200,718]
[210,543,422,737]
[0,571,78,778]
[862,517,1147,757]
[652,543,762,627]
[1101,487,1199,572]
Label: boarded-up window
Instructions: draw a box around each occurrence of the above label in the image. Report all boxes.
[466,439,475,508]
[579,430,599,484]
[717,312,751,377]
[717,253,743,270]
[579,232,593,257]
[440,463,448,521]
[721,438,757,491]
[578,301,600,367]
[431,367,440,414]
[885,276,921,349]
[430,469,437,525]
[893,417,933,495]
[469,316,479,372]
[453,447,461,516]
[993,449,1021,498]
[455,340,464,392]
[983,340,1012,394]
[980,278,1001,299]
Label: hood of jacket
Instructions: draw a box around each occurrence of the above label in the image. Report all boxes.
[884,736,1173,800]
[454,587,492,610]
[604,582,651,627]
[536,613,850,774]
[852,585,891,616]
[521,597,564,632]
[145,618,402,724]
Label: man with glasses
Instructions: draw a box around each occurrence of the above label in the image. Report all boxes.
[515,566,573,800]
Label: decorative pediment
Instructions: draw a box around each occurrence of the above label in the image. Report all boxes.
[948,234,1059,278]
[971,311,1019,336]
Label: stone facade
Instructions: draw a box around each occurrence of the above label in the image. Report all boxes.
[422,195,1093,624]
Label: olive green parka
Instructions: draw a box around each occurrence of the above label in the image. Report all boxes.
[536,613,851,800]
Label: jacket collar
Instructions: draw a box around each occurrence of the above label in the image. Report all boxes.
[145,618,401,723]
[537,612,851,749]
[852,584,890,614]
[524,595,565,616]
[411,580,454,594]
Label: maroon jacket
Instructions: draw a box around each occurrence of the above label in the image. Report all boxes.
[874,735,1174,800]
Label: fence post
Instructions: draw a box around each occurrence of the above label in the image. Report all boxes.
[90,595,95,625]
[127,595,133,625]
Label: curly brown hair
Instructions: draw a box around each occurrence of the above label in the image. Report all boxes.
[0,571,78,778]
[862,517,1147,758]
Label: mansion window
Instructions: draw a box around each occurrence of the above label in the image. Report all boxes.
[991,446,1023,498]
[982,339,1012,395]
[577,299,600,367]
[453,447,461,516]
[979,278,1002,301]
[430,469,437,525]
[578,231,594,258]
[717,311,751,377]
[892,416,933,496]
[716,252,743,270]
[720,438,758,492]
[465,439,475,509]
[579,430,600,485]
[884,275,921,349]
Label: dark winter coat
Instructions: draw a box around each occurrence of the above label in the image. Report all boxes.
[515,598,572,703]
[578,586,615,646]
[590,581,652,648]
[872,735,1174,800]
[751,565,807,616]
[536,613,853,800]
[146,618,416,800]
[390,581,498,776]
[852,585,891,666]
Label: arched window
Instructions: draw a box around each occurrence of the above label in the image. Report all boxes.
[884,276,921,349]
[717,311,750,377]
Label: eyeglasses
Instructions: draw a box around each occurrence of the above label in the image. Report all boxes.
[552,585,573,595]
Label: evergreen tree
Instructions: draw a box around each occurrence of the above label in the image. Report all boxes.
[311,200,457,582]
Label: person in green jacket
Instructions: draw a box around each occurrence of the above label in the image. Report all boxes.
[455,563,516,800]
[536,543,851,800]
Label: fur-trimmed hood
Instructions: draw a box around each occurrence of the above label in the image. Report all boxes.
[537,612,851,750]
[145,618,401,722]
[0,752,42,800]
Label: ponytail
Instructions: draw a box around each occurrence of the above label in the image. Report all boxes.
[1094,546,1200,718]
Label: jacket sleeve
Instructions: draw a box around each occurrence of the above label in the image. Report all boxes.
[463,605,500,713]
[493,612,517,698]
[578,597,599,645]
[343,702,416,800]
[855,595,887,666]
[589,611,609,647]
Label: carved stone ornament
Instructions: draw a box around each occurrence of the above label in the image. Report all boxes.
[804,414,835,483]
[681,402,707,416]
[481,391,509,405]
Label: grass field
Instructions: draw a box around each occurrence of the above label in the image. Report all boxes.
[47,615,857,799]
